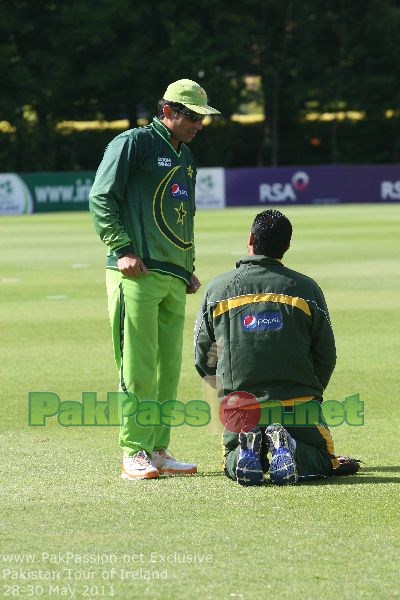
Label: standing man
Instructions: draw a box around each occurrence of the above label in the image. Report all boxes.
[194,209,360,486]
[90,79,220,480]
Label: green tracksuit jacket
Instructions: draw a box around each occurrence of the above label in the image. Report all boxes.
[194,255,336,402]
[89,117,196,285]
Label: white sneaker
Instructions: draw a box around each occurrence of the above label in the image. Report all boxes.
[151,450,197,476]
[121,450,160,480]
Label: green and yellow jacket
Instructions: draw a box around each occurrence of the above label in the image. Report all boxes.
[194,255,336,401]
[89,118,196,285]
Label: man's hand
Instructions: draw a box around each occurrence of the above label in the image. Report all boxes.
[118,254,149,277]
[186,273,201,294]
[206,343,218,368]
[206,337,224,367]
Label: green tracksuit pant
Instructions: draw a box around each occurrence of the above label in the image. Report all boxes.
[106,269,187,456]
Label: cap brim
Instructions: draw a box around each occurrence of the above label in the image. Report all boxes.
[181,102,221,115]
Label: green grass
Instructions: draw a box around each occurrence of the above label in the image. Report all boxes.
[1,205,399,600]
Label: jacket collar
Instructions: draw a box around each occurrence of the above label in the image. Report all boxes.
[152,117,172,141]
[152,117,182,154]
[236,255,283,268]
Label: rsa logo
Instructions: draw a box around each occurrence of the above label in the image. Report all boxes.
[381,180,400,200]
[259,171,309,203]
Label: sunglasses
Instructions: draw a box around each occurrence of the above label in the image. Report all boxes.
[174,107,205,123]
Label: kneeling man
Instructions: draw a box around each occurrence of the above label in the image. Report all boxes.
[194,209,360,485]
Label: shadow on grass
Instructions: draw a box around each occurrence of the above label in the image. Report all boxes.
[155,471,226,480]
[358,466,400,473]
[255,474,400,487]
[304,474,400,486]
[193,470,400,486]
[188,471,225,478]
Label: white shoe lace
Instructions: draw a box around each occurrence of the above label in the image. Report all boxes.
[157,450,173,460]
[128,451,151,467]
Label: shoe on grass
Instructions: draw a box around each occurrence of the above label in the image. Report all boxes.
[151,450,197,475]
[333,455,362,476]
[236,426,264,486]
[121,450,160,480]
[264,424,298,485]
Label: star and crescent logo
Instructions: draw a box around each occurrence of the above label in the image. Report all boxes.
[152,167,193,251]
[174,202,187,225]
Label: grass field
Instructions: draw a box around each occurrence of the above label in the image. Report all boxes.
[1,205,399,600]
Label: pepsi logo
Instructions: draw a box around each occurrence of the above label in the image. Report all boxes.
[243,315,257,329]
[242,311,283,332]
[171,183,189,199]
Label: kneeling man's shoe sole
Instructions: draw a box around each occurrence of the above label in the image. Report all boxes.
[269,448,298,485]
[236,427,264,486]
[265,424,298,485]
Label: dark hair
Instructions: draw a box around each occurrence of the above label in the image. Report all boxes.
[251,209,292,258]
[157,99,185,119]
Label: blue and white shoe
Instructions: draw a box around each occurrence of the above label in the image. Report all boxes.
[236,427,264,486]
[264,424,298,485]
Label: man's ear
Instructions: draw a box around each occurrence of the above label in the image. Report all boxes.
[247,232,255,255]
[162,104,174,121]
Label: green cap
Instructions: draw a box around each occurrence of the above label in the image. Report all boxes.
[163,79,221,115]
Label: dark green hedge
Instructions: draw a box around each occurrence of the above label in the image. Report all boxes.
[1,118,399,172]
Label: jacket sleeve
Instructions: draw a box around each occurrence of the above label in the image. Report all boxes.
[194,290,216,379]
[89,135,136,258]
[310,286,336,389]
[192,167,197,272]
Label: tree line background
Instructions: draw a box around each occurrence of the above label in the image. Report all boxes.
[1,0,400,171]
